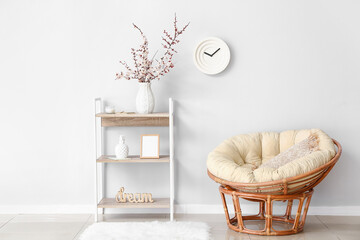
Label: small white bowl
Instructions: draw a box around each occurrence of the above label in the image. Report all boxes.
[105,106,115,114]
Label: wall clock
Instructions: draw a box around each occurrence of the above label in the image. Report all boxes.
[194,37,231,75]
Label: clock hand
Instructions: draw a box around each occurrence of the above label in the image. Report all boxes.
[210,48,221,57]
[204,52,212,57]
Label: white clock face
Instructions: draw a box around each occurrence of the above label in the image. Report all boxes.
[194,37,231,75]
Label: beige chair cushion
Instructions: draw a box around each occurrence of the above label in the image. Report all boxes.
[207,129,336,183]
[259,134,319,170]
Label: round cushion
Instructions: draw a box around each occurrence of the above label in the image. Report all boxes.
[207,129,336,183]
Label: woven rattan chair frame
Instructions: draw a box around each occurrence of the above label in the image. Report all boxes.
[208,139,341,236]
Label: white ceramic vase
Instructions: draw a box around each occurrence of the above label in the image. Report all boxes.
[136,82,155,114]
[115,135,129,159]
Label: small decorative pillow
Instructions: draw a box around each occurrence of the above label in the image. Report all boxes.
[258,134,319,169]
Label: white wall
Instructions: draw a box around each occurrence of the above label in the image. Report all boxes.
[0,0,359,214]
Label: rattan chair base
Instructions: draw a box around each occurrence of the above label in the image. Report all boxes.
[219,185,314,236]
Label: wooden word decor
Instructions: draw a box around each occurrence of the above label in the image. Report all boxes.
[115,187,154,203]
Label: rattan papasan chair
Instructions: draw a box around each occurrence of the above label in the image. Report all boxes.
[207,129,341,236]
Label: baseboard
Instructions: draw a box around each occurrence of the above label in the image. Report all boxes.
[0,204,360,216]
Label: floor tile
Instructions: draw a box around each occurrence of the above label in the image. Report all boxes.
[0,222,84,233]
[317,216,360,240]
[0,215,16,228]
[175,214,226,223]
[0,232,77,240]
[212,229,251,240]
[0,215,16,222]
[246,216,339,240]
[1,214,358,240]
[11,214,91,223]
[0,214,91,240]
[73,218,93,240]
[317,215,360,225]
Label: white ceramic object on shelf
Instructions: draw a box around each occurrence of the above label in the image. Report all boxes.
[115,135,129,159]
[136,82,155,114]
[105,105,115,113]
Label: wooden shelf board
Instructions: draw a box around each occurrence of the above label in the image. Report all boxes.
[96,112,169,118]
[100,117,169,127]
[97,155,170,163]
[98,198,170,209]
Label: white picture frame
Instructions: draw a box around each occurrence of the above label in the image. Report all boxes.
[140,134,160,159]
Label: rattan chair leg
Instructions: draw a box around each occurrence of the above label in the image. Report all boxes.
[265,196,273,235]
[232,193,244,230]
[300,194,312,226]
[292,197,305,230]
[285,200,293,219]
[219,187,231,226]
[259,201,265,218]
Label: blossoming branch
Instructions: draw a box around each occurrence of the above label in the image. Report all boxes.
[116,15,189,83]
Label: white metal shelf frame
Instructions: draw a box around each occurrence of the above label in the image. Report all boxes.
[94,98,174,222]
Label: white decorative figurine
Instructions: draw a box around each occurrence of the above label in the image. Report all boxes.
[115,135,129,159]
[105,105,115,114]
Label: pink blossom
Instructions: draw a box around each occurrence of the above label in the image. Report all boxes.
[116,14,189,83]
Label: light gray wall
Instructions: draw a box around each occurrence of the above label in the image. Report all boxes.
[0,0,359,212]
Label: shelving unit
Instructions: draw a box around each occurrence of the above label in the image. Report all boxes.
[94,98,174,222]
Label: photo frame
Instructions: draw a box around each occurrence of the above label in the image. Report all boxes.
[140,134,160,159]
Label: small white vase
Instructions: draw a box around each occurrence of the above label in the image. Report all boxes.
[115,135,129,159]
[136,82,155,114]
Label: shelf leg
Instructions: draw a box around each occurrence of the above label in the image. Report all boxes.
[99,162,105,217]
[95,161,98,222]
[169,98,174,221]
[94,98,103,222]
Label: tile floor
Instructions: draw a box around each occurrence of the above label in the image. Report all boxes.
[0,214,358,240]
